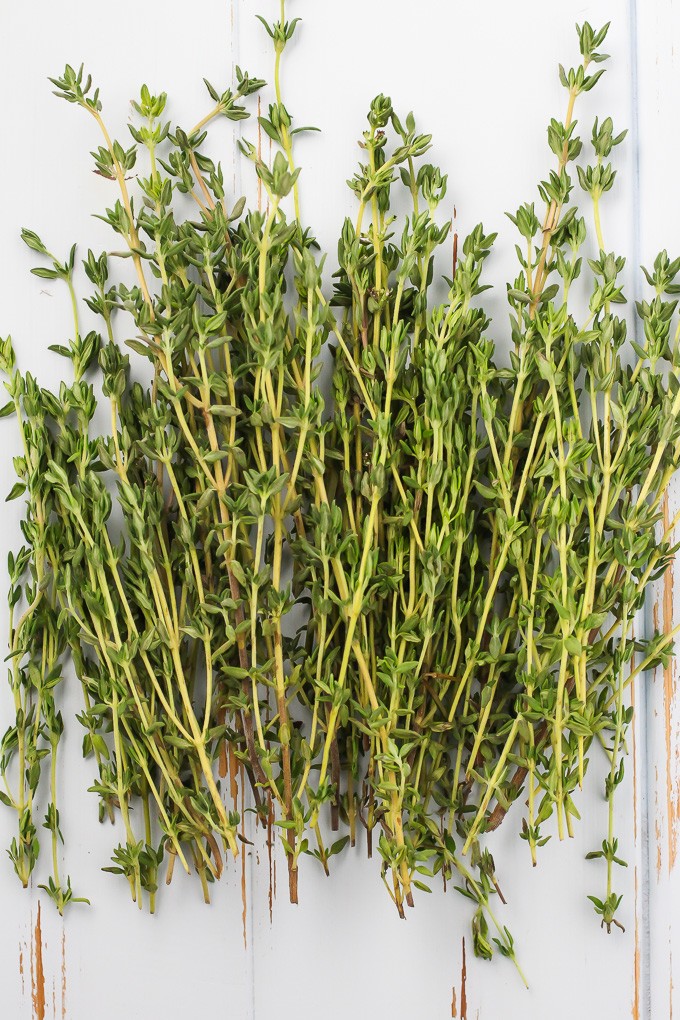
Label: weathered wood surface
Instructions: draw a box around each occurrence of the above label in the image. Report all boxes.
[639,0,680,1015]
[0,0,667,1015]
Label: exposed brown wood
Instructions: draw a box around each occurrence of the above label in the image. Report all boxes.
[31,903,45,1020]
[267,796,275,923]
[632,863,640,1019]
[663,495,679,873]
[631,676,640,1020]
[460,936,468,1020]
[240,771,247,949]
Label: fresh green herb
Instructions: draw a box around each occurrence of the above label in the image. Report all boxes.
[313,17,680,948]
[1,10,678,971]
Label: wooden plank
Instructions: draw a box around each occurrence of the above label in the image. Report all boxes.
[0,1,255,1016]
[239,0,644,1015]
[0,0,653,1014]
[636,0,680,1014]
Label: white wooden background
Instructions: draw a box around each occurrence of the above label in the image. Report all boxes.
[0,0,677,1015]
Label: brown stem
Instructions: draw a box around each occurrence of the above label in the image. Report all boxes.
[188,149,216,211]
[330,737,341,831]
[288,859,299,904]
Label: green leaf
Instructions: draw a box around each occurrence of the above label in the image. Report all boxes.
[5,482,26,502]
[31,267,60,280]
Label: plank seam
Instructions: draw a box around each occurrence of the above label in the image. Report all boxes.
[629,0,653,1012]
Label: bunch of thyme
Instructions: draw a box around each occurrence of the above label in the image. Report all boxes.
[461,21,680,936]
[0,3,336,909]
[323,19,680,950]
[2,4,680,973]
[320,90,523,964]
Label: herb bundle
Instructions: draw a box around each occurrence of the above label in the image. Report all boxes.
[325,20,680,947]
[0,9,336,910]
[1,6,679,970]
